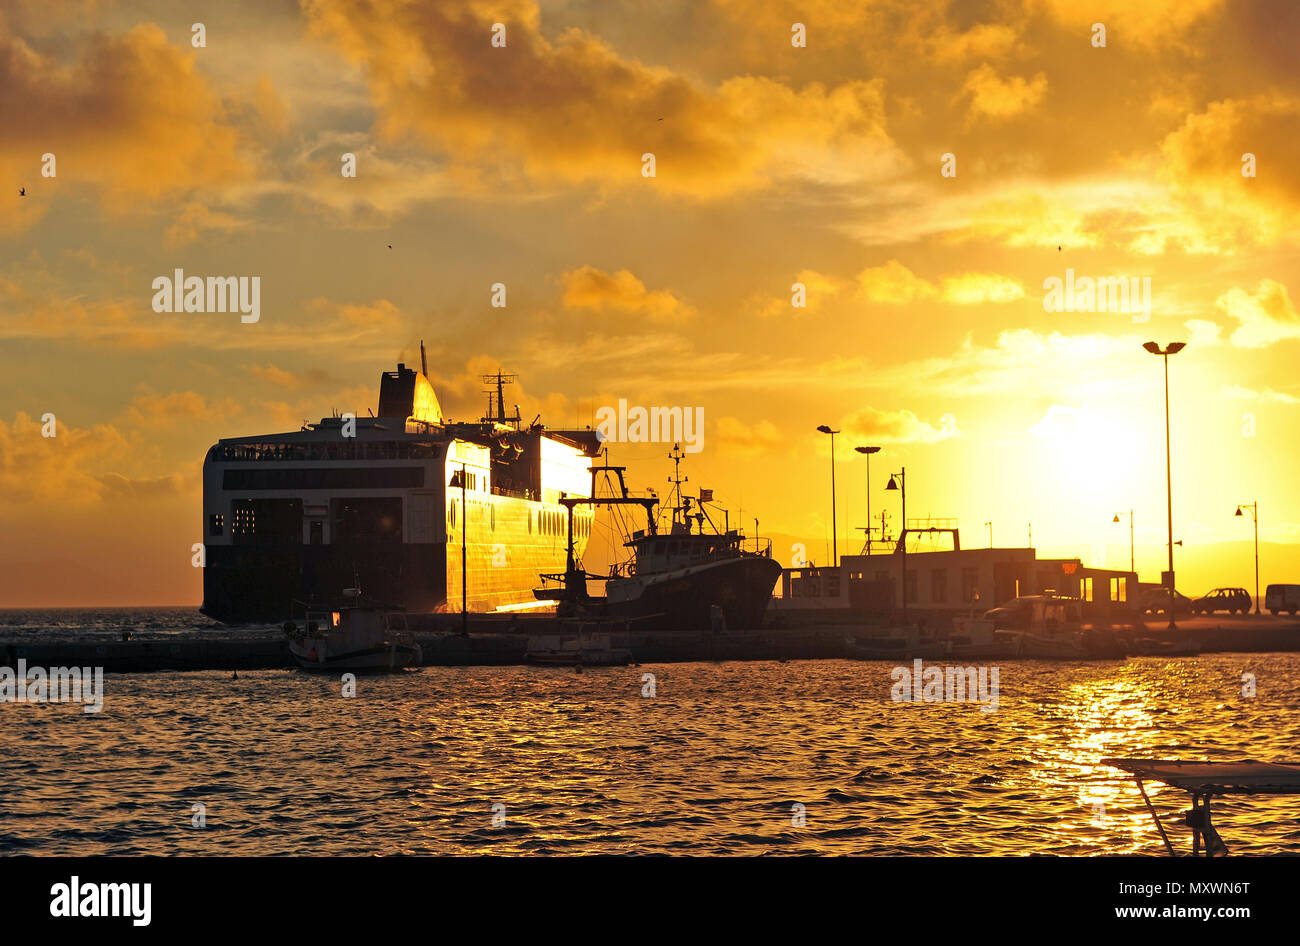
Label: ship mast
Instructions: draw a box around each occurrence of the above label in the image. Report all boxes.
[480,372,521,429]
[666,443,693,534]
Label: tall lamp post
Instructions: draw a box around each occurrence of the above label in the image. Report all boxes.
[449,464,469,637]
[1235,502,1260,615]
[1143,340,1186,630]
[1113,509,1134,574]
[855,446,880,553]
[886,467,907,627]
[817,425,840,566]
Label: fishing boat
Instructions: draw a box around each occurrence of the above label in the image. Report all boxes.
[1103,758,1300,856]
[524,622,632,666]
[282,588,422,671]
[534,448,782,631]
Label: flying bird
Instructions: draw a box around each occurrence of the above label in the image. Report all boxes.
[18,187,25,197]
[387,244,393,249]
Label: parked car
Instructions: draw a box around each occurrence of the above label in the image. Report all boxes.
[1191,587,1252,615]
[1136,588,1192,616]
[1264,584,1300,616]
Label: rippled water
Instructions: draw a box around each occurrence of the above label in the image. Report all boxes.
[4,620,1299,855]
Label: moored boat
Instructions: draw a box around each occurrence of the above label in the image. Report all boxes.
[1103,757,1300,855]
[283,589,422,671]
[525,624,632,666]
[845,624,946,660]
[534,447,782,631]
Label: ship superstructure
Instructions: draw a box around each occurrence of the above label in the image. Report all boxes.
[201,349,599,623]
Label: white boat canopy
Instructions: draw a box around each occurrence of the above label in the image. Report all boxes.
[1104,758,1300,795]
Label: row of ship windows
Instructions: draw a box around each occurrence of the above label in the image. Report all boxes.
[445,502,591,539]
[210,498,592,542]
[209,442,441,462]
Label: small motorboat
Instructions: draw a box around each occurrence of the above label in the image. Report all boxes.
[525,630,632,666]
[845,625,945,660]
[1132,636,1201,656]
[525,620,632,666]
[283,588,422,671]
[987,594,1085,659]
[1103,757,1300,856]
[946,616,1010,659]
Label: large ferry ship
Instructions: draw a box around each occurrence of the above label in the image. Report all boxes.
[201,348,599,623]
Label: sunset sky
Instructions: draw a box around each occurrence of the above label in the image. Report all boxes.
[2,0,1298,606]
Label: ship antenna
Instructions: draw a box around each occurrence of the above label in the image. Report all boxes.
[667,443,688,532]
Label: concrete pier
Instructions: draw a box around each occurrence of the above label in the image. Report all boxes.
[1,615,1295,672]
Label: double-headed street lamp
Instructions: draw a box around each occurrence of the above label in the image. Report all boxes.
[855,445,880,552]
[1235,502,1260,615]
[1113,509,1134,574]
[886,467,907,627]
[817,425,839,567]
[1143,340,1185,630]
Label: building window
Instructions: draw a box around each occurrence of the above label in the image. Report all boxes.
[1113,577,1126,603]
[904,571,917,604]
[875,570,890,583]
[931,568,947,604]
[827,576,840,598]
[209,513,223,536]
[961,567,980,603]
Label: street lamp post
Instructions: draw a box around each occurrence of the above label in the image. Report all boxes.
[855,446,880,553]
[886,467,907,627]
[817,425,840,566]
[449,463,469,637]
[1113,509,1134,574]
[1143,340,1186,630]
[1235,502,1260,615]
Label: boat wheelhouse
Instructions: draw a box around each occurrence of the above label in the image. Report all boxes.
[201,351,599,623]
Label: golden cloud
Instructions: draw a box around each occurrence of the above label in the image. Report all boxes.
[0,22,251,222]
[716,416,783,457]
[561,266,694,322]
[1216,279,1300,348]
[856,260,1025,304]
[302,0,905,196]
[840,407,960,444]
[961,64,1048,123]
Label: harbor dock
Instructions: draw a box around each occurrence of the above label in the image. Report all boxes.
[3,615,1297,672]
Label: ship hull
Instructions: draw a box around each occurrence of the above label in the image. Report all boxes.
[201,489,590,624]
[603,556,782,630]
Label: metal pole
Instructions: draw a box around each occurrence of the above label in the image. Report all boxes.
[829,431,837,568]
[901,468,907,628]
[1163,354,1176,631]
[1129,509,1135,575]
[1254,504,1260,614]
[865,451,871,555]
[461,462,468,637]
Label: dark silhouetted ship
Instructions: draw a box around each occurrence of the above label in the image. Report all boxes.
[201,347,600,623]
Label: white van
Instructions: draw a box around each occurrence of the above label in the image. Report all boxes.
[1264,584,1300,616]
